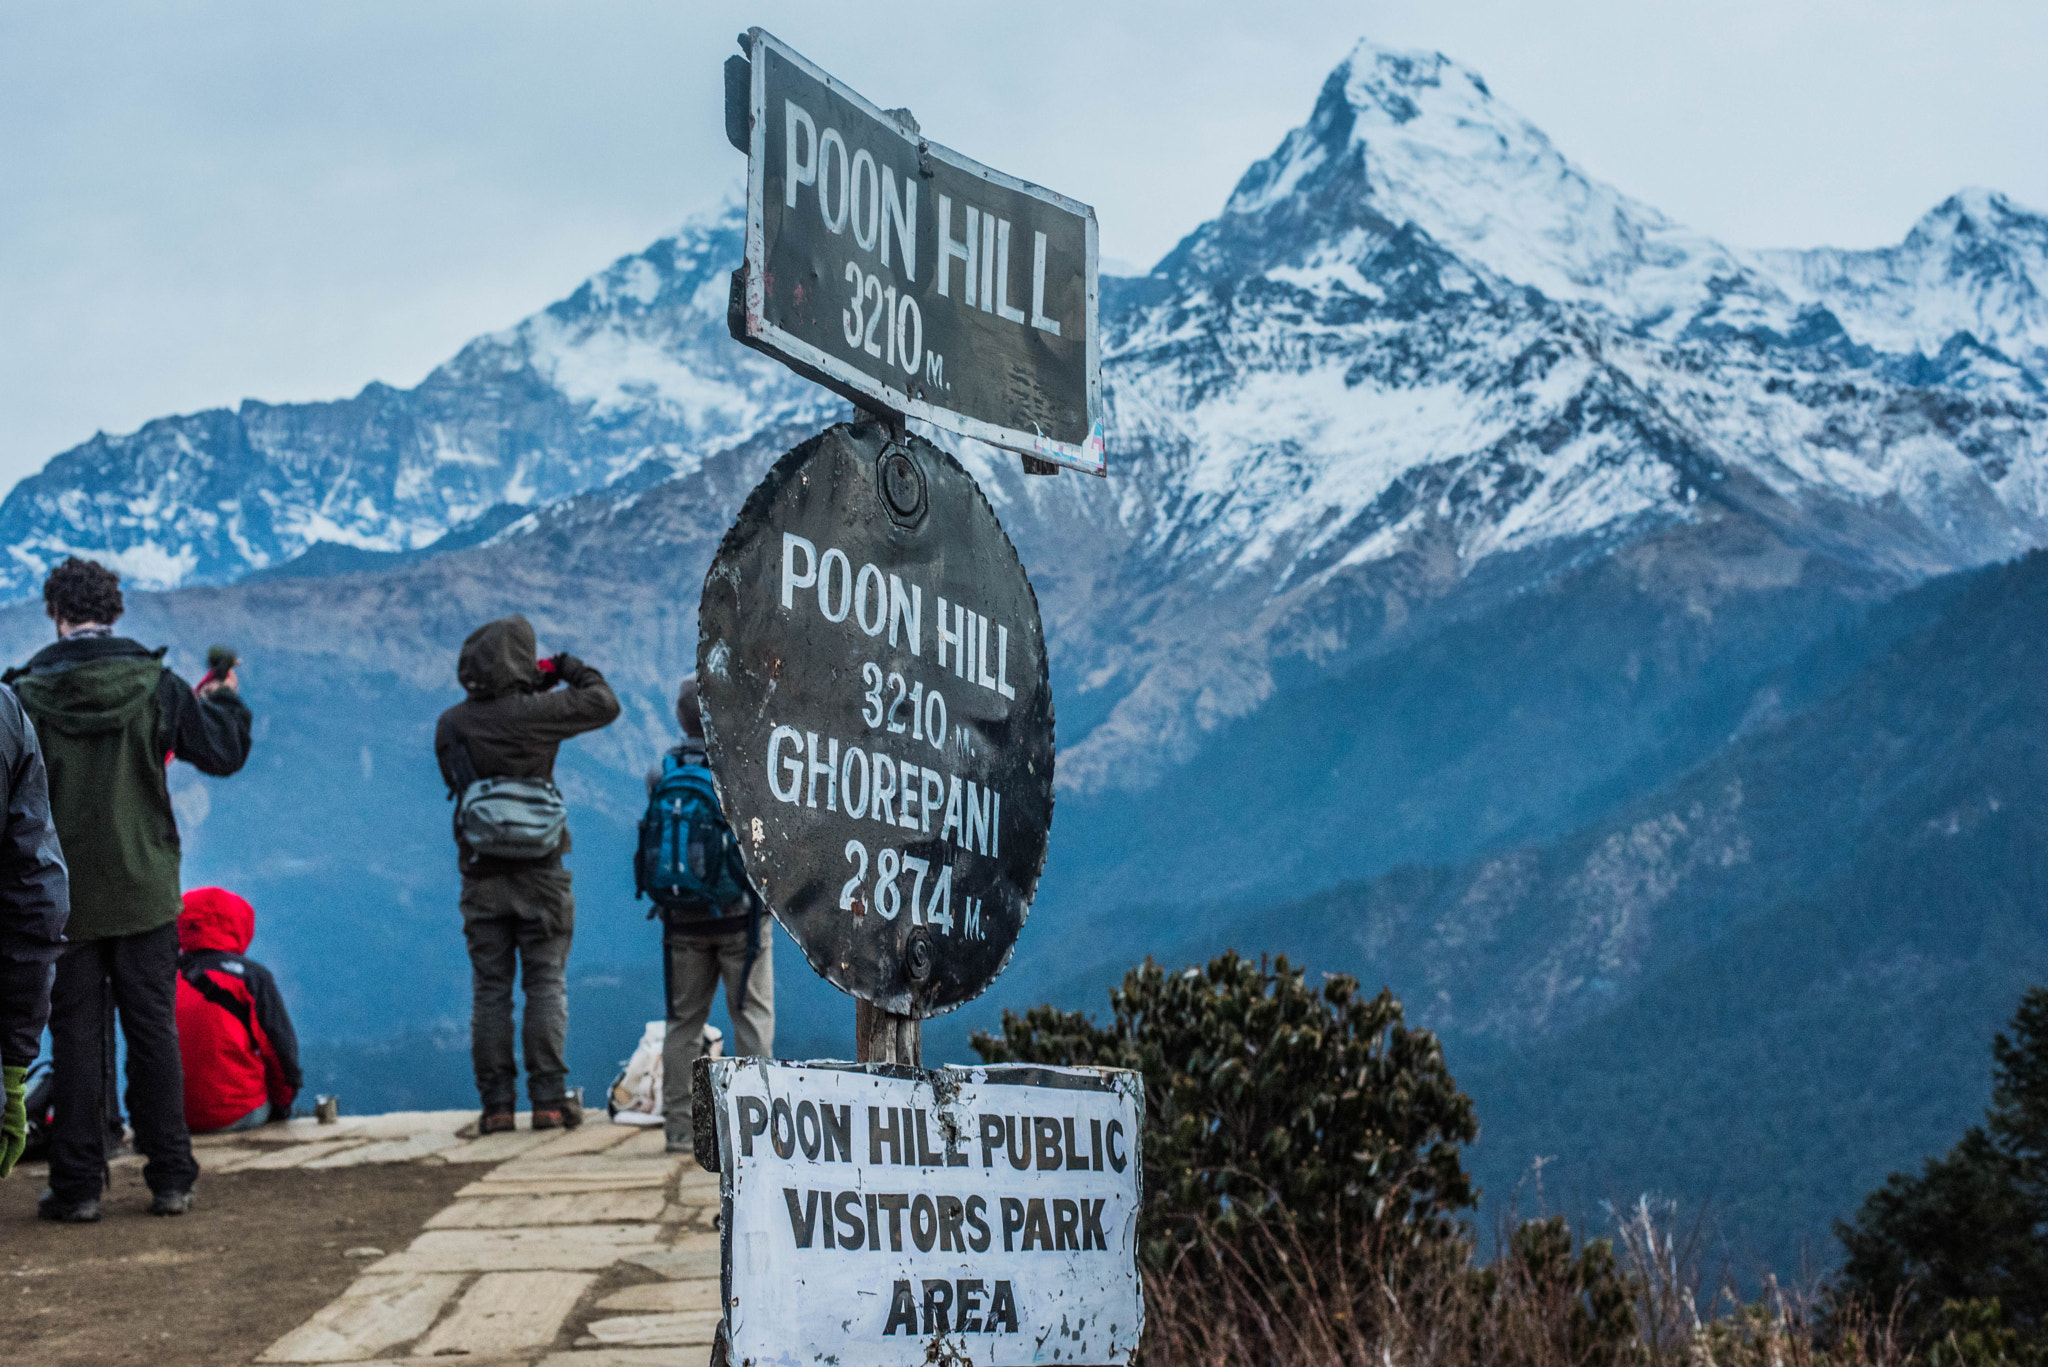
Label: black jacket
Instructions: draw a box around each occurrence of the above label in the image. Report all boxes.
[0,685,69,1065]
[433,615,619,876]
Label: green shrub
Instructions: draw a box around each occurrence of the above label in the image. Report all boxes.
[971,950,1478,1265]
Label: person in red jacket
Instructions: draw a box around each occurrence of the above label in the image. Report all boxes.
[175,888,301,1132]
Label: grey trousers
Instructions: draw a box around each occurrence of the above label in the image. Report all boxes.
[463,868,575,1112]
[662,925,774,1148]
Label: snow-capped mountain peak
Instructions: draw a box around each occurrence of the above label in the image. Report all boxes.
[1764,188,2048,378]
[1211,39,1753,330]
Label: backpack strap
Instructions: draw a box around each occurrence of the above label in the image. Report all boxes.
[181,962,263,1058]
[447,740,481,798]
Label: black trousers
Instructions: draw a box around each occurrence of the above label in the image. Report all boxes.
[47,922,198,1203]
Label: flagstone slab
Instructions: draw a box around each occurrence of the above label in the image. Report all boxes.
[456,1176,668,1198]
[258,1273,465,1362]
[608,1127,671,1157]
[413,1271,596,1357]
[295,1359,533,1367]
[536,1351,696,1367]
[306,1130,465,1169]
[440,1130,559,1165]
[428,1190,668,1228]
[658,1203,712,1227]
[596,1281,723,1314]
[621,1247,720,1281]
[521,1125,640,1160]
[371,1225,666,1274]
[485,1158,680,1185]
[193,1146,269,1173]
[259,1110,474,1145]
[238,1139,370,1170]
[578,1311,722,1347]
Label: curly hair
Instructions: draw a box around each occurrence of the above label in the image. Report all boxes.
[43,557,124,626]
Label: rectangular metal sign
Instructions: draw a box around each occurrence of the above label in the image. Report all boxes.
[733,28,1105,475]
[706,1058,1144,1365]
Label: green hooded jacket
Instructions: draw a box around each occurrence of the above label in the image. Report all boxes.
[8,637,253,941]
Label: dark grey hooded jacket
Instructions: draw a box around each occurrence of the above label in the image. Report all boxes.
[0,684,69,1065]
[432,615,619,876]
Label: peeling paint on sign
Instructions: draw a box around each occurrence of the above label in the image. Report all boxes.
[707,1059,1145,1367]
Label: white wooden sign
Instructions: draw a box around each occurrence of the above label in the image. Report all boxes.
[704,1058,1145,1365]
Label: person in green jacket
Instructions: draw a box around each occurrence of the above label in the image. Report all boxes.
[8,558,252,1222]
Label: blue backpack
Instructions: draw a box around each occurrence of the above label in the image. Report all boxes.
[636,747,752,923]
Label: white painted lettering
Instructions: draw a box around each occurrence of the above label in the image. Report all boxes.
[768,726,804,804]
[871,754,897,826]
[855,563,887,636]
[818,548,852,623]
[964,781,990,855]
[994,219,1027,325]
[937,197,974,302]
[936,597,963,671]
[1029,230,1062,336]
[842,747,870,820]
[850,148,880,252]
[979,213,997,313]
[898,762,921,829]
[940,776,964,845]
[996,624,1015,700]
[781,533,817,609]
[882,167,916,281]
[783,101,818,209]
[818,128,851,235]
[888,576,921,655]
[806,732,838,810]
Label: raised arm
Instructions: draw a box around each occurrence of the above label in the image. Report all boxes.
[526,654,621,741]
[158,671,253,777]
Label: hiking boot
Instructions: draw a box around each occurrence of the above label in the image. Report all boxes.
[150,1189,195,1216]
[478,1110,516,1136]
[531,1089,584,1131]
[37,1191,102,1223]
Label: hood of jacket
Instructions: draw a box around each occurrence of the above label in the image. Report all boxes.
[457,616,543,701]
[179,886,254,955]
[11,638,163,736]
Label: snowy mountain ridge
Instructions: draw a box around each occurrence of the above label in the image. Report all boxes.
[0,39,2043,789]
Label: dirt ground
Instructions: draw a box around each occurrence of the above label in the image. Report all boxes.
[0,1155,491,1366]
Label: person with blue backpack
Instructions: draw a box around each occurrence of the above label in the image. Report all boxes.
[638,674,772,1155]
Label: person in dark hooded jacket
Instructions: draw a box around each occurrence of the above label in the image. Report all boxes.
[8,557,251,1221]
[175,887,300,1133]
[0,683,69,1180]
[435,615,618,1133]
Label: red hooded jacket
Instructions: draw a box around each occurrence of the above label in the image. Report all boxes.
[175,887,302,1132]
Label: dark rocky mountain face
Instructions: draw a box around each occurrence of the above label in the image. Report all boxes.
[4,39,2048,1270]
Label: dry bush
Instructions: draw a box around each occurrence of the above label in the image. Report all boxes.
[1136,1196,1916,1367]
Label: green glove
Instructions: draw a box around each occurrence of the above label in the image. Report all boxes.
[0,1065,26,1179]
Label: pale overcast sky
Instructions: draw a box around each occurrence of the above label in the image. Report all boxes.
[2,0,2044,491]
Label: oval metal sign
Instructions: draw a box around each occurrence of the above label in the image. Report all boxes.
[698,420,1054,1016]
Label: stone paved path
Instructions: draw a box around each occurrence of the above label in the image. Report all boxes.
[195,1113,719,1365]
